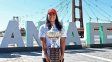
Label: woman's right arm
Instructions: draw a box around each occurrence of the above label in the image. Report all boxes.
[39,25,50,62]
[40,37,47,54]
[40,37,50,62]
[39,25,47,54]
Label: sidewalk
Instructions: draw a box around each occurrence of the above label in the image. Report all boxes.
[0,48,112,62]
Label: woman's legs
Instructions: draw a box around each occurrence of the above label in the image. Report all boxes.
[42,58,64,62]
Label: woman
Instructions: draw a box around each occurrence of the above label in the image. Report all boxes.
[39,8,66,62]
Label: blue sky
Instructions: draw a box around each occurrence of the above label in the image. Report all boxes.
[0,0,112,31]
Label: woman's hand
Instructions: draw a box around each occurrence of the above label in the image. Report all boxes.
[59,54,64,62]
[45,53,50,62]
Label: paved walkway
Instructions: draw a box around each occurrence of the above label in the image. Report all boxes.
[0,48,112,62]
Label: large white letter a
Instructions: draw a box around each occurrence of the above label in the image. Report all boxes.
[0,21,25,48]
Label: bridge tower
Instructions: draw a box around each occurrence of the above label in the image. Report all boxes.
[72,0,84,38]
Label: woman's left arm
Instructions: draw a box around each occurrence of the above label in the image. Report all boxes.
[60,37,66,59]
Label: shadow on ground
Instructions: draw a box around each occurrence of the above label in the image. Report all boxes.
[65,48,107,54]
[0,51,42,58]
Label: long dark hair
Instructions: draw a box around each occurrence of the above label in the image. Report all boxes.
[46,14,63,31]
